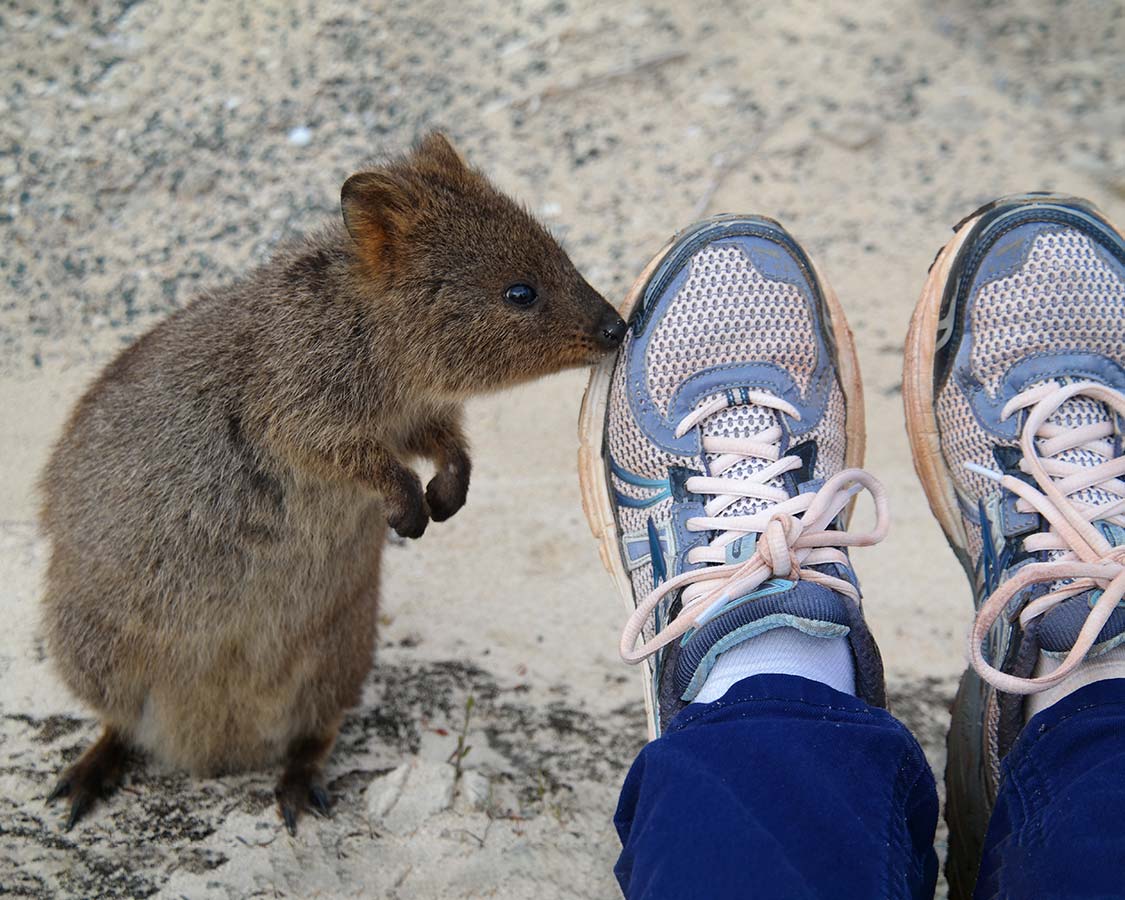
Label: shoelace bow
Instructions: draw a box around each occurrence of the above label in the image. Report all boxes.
[967,381,1125,695]
[620,390,890,665]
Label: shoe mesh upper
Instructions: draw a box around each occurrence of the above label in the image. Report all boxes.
[970,230,1125,395]
[607,336,676,635]
[801,381,848,482]
[645,243,817,416]
[935,380,999,500]
[607,336,676,481]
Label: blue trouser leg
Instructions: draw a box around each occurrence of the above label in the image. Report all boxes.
[614,674,939,900]
[975,677,1125,899]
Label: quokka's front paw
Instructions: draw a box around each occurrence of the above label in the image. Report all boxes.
[425,466,469,522]
[386,472,429,539]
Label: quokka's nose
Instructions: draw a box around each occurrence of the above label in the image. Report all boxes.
[597,312,628,348]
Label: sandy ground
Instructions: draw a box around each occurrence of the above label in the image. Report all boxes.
[1,1,1123,897]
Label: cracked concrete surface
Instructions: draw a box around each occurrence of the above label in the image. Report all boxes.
[2,0,1123,897]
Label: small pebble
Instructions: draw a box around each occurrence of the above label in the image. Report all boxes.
[287,126,312,147]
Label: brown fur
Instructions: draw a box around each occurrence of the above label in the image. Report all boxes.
[39,133,623,829]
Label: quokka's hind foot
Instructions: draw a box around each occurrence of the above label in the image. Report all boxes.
[46,726,131,830]
[274,730,336,836]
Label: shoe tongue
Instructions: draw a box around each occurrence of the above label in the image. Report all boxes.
[1045,394,1119,515]
[1038,393,1123,594]
[699,401,788,520]
[1038,395,1120,565]
[694,397,850,597]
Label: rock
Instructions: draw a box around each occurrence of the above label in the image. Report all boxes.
[366,758,456,835]
[818,115,882,151]
[453,769,492,814]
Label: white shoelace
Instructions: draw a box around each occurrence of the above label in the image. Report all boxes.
[967,381,1125,694]
[620,391,890,664]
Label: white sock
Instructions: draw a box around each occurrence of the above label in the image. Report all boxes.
[694,627,856,704]
[1024,643,1125,722]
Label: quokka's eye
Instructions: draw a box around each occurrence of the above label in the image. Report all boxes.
[504,283,538,307]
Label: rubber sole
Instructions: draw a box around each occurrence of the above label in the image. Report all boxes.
[576,215,867,740]
[943,666,997,900]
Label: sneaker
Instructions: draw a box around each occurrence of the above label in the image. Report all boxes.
[903,193,1125,896]
[578,215,889,739]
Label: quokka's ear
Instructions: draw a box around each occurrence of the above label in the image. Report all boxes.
[411,131,468,175]
[340,171,417,269]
